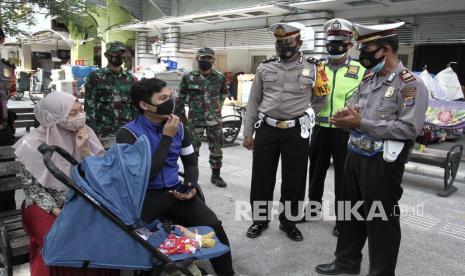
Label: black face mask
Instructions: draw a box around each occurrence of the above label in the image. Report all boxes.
[198,60,213,71]
[109,55,124,67]
[147,99,175,116]
[275,44,299,61]
[358,46,384,69]
[326,41,349,56]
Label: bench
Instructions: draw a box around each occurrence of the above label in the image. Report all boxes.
[408,144,463,197]
[0,146,29,275]
[8,107,37,135]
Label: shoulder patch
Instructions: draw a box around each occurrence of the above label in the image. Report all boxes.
[400,69,416,83]
[306,57,323,65]
[402,86,416,106]
[262,57,277,64]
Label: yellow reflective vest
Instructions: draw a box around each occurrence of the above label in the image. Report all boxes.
[316,58,366,128]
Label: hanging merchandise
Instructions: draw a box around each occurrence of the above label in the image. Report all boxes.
[419,69,448,100]
[435,67,464,101]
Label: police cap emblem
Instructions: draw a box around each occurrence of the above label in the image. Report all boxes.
[275,25,286,37]
[331,20,342,31]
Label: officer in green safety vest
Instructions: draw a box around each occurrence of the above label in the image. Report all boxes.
[302,19,365,236]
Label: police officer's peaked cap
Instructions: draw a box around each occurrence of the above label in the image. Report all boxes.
[324,18,353,41]
[268,22,305,39]
[106,41,128,53]
[353,21,404,47]
[197,47,215,57]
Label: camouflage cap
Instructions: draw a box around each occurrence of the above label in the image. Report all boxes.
[106,41,128,53]
[197,47,215,57]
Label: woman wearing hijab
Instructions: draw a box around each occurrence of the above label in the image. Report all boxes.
[13,92,117,276]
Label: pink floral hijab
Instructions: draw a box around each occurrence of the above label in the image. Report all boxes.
[13,92,104,191]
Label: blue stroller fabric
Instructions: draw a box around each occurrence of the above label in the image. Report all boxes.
[42,135,229,270]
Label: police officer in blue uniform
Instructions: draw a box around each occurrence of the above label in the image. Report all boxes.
[315,21,428,275]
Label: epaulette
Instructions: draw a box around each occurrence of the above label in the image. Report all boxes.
[306,57,324,65]
[399,69,416,83]
[262,57,277,64]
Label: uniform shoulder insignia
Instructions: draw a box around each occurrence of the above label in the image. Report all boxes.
[401,86,417,106]
[262,57,277,64]
[306,57,323,65]
[399,69,416,83]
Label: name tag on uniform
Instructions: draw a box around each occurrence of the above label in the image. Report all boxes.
[387,72,396,83]
[384,86,395,98]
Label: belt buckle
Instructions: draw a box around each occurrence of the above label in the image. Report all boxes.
[276,121,289,129]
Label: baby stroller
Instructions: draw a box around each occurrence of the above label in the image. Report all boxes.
[38,135,229,275]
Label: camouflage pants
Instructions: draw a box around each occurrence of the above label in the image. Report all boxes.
[189,125,223,169]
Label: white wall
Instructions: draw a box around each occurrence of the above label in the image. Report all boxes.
[398,45,414,69]
[215,49,276,73]
[30,44,69,52]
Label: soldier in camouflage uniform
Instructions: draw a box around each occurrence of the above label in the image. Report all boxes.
[84,41,136,138]
[175,48,229,188]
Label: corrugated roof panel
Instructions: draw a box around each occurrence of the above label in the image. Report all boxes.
[119,0,143,20]
[350,16,414,44]
[414,12,465,44]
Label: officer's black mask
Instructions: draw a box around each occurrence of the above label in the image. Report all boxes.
[108,54,125,67]
[198,60,213,71]
[145,98,175,116]
[275,39,300,61]
[326,41,350,56]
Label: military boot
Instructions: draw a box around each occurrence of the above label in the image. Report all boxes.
[211,168,227,188]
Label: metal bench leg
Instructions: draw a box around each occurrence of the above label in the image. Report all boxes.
[438,145,463,197]
[0,225,12,276]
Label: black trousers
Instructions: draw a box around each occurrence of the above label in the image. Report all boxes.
[308,125,349,217]
[335,147,409,276]
[250,123,309,226]
[141,189,234,276]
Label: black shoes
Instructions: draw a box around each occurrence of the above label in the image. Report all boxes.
[211,169,227,187]
[211,175,227,187]
[333,225,339,237]
[247,223,304,241]
[246,223,268,238]
[315,262,360,275]
[279,224,304,241]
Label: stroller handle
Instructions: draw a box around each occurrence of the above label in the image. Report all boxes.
[38,143,79,190]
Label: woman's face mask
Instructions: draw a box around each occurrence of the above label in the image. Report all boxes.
[61,112,86,131]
